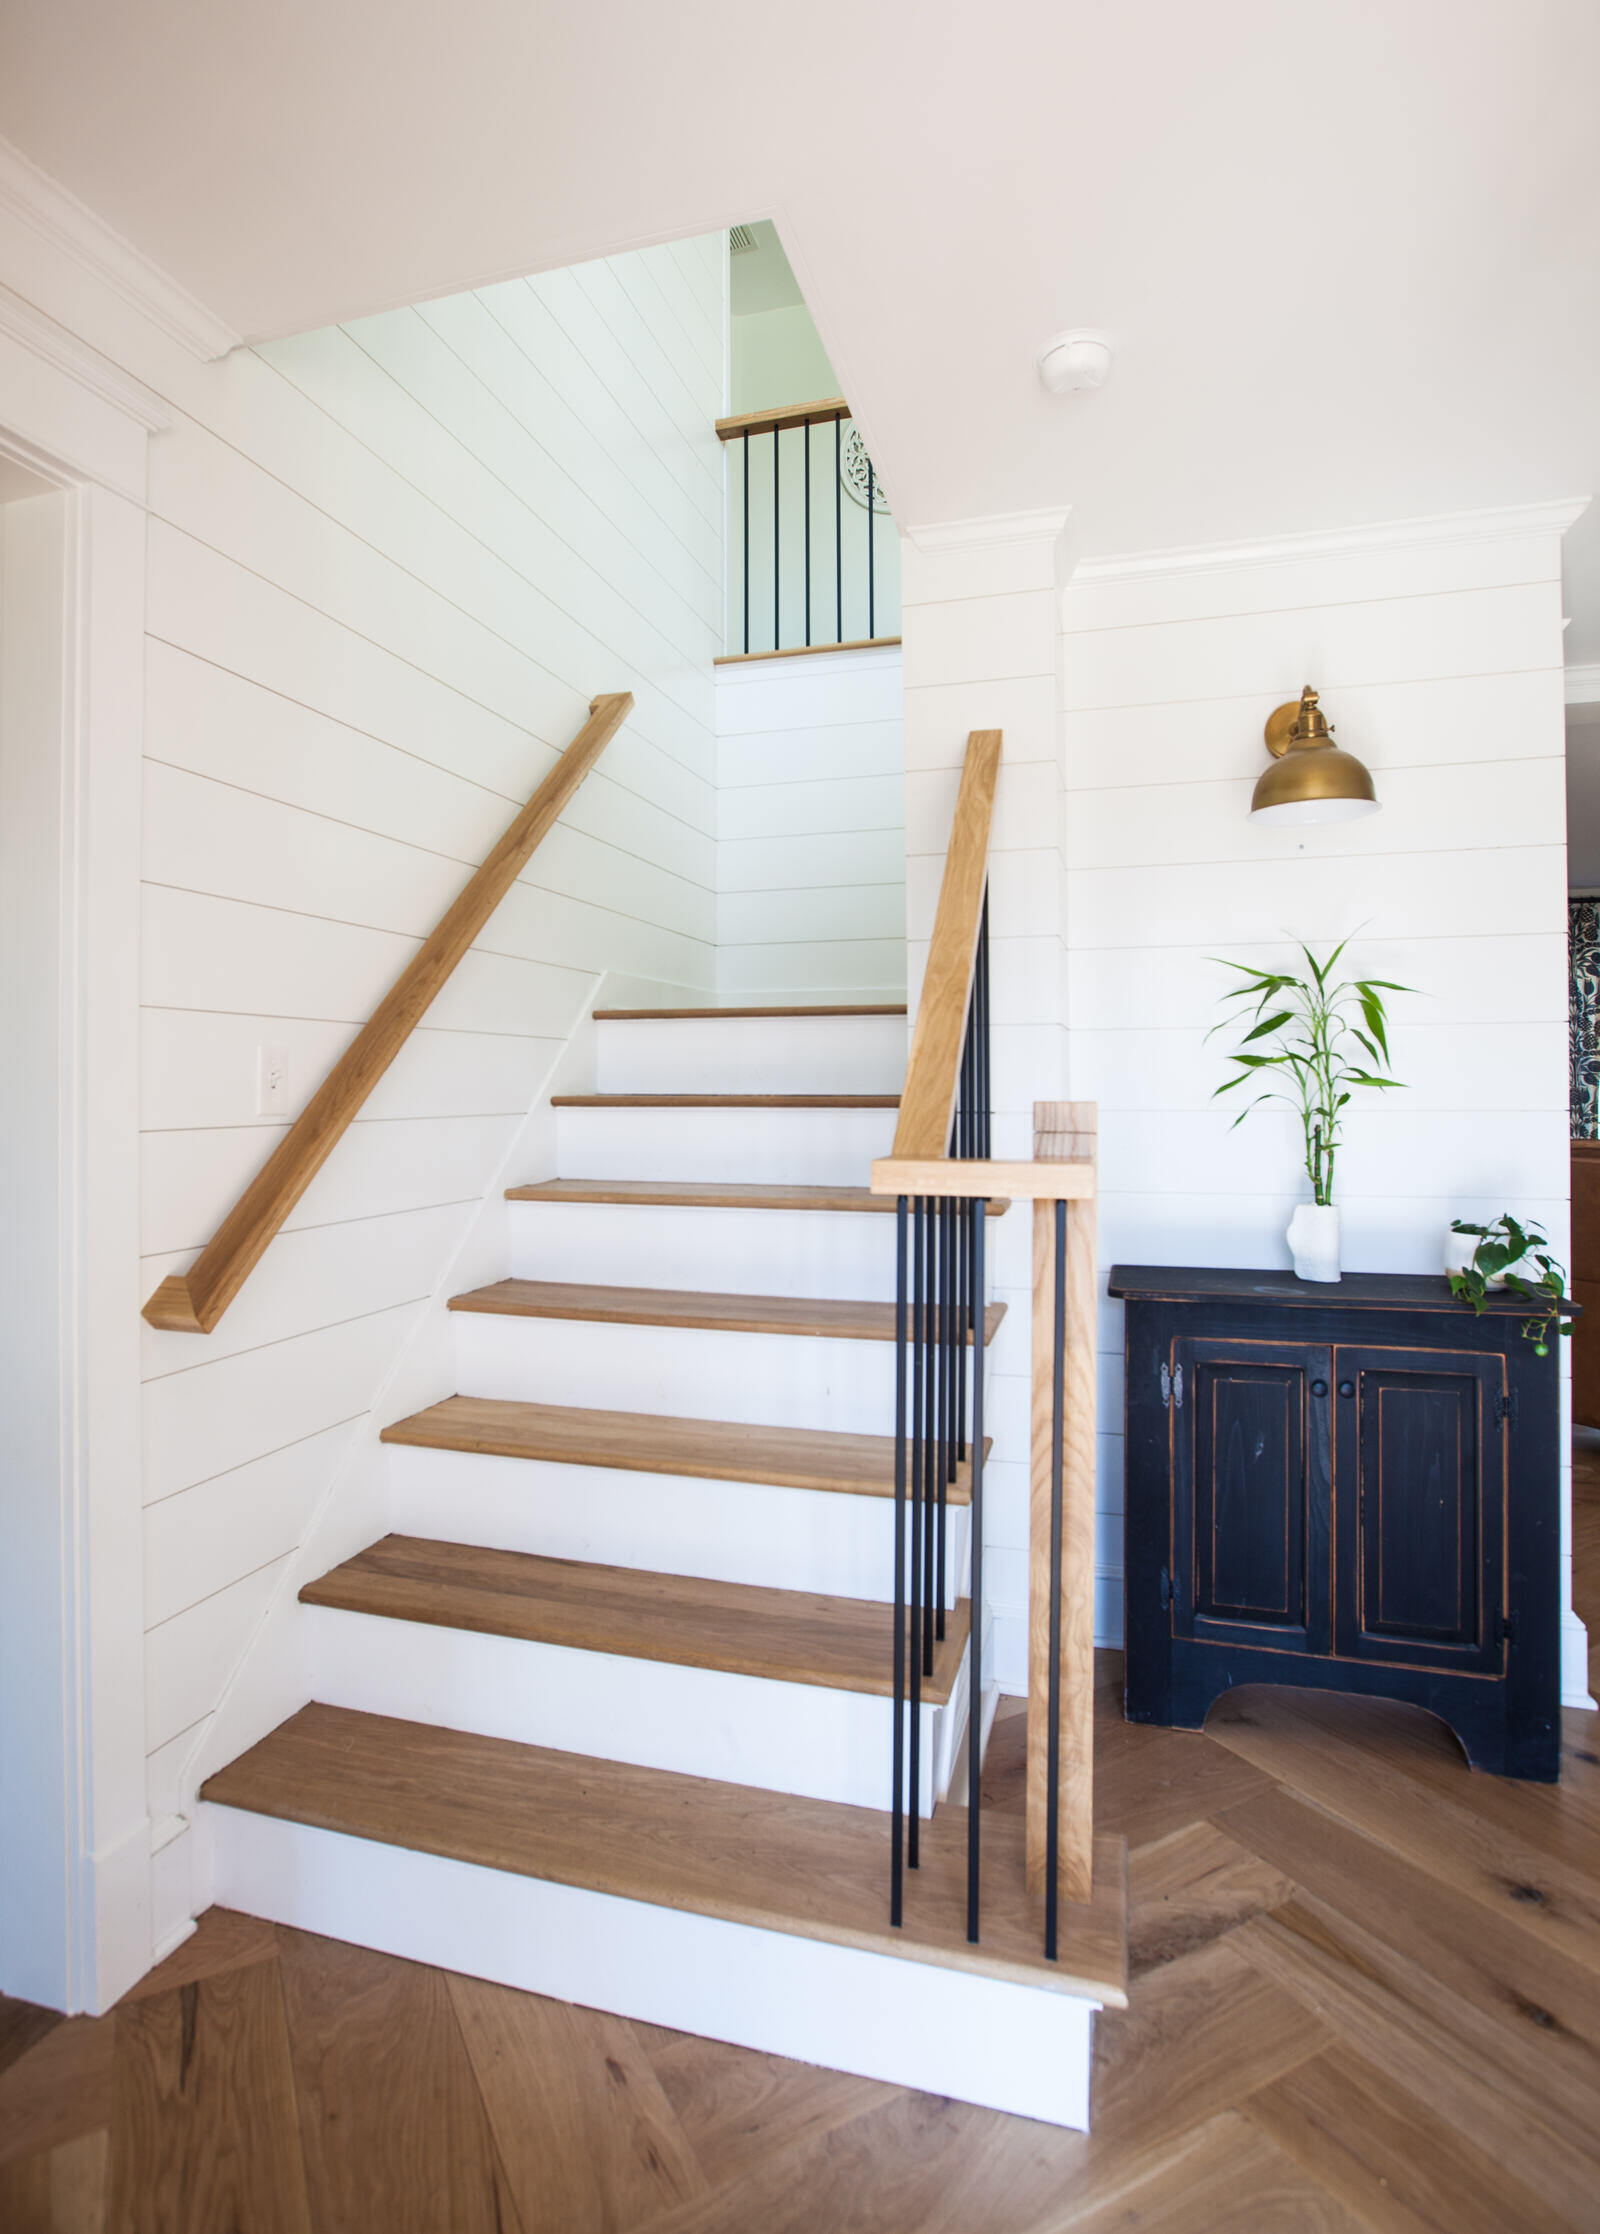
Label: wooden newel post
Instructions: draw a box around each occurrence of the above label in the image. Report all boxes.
[1026,1100,1099,1907]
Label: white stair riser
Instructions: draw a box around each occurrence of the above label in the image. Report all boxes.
[305,1605,966,1814]
[452,1312,992,1437]
[387,1445,970,1609]
[596,1014,906,1096]
[556,1105,898,1185]
[509,1200,900,1300]
[205,1809,1097,2126]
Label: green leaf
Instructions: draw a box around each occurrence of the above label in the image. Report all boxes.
[1241,1010,1294,1044]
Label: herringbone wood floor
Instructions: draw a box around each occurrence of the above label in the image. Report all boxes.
[4,1453,1598,2232]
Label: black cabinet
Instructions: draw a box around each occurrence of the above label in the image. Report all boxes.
[1112,1267,1562,1781]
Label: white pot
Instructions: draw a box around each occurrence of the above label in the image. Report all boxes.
[1287,1202,1341,1283]
[1443,1230,1538,1288]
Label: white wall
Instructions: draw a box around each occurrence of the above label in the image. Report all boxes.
[0,199,728,1960]
[716,644,905,1003]
[899,501,1590,1706]
[1063,505,1587,1701]
[731,304,838,414]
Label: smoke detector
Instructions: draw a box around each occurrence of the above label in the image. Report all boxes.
[1036,329,1115,394]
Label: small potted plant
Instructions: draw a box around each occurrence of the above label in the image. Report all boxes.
[1448,1216,1572,1356]
[1210,939,1409,1282]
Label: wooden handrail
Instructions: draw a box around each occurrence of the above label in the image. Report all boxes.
[714,395,851,441]
[890,729,1002,1160]
[143,693,635,1334]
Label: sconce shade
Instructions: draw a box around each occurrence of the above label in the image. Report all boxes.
[1250,686,1379,825]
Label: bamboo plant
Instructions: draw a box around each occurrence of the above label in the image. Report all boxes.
[1209,940,1409,1203]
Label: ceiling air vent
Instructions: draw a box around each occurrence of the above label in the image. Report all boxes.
[729,224,759,254]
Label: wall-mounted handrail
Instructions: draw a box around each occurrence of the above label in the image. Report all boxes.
[869,722,1099,1959]
[715,393,895,657]
[891,729,1002,1162]
[143,693,634,1335]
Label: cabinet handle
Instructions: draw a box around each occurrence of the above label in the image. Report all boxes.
[1310,1379,1327,1398]
[1338,1380,1355,1398]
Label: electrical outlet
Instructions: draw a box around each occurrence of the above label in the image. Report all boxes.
[257,1043,289,1116]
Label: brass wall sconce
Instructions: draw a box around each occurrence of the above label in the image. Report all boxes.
[1250,686,1380,825]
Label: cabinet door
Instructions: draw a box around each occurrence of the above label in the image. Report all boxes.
[1332,1346,1505,1674]
[1172,1337,1332,1654]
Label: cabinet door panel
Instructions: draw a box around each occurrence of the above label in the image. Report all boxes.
[1333,1346,1504,1674]
[1172,1337,1332,1654]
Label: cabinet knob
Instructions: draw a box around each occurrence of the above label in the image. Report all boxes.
[1310,1379,1328,1398]
[1338,1380,1355,1398]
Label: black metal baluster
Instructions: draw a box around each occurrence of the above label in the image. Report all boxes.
[867,455,876,640]
[1045,1196,1066,1962]
[908,1198,925,1865]
[835,416,843,643]
[741,429,750,654]
[922,1189,937,1678]
[891,1194,908,1926]
[968,1193,986,1943]
[772,426,781,652]
[803,419,812,648]
[935,1197,949,1643]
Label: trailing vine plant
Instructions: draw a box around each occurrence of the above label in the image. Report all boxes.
[1209,939,1410,1204]
[1448,1215,1572,1356]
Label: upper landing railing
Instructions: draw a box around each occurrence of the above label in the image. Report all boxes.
[870,728,1100,1961]
[715,396,900,661]
[143,694,634,1335]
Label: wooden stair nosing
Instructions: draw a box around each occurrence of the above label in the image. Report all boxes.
[201,1702,1129,2005]
[378,1396,983,1504]
[299,1535,971,1703]
[447,1278,1007,1346]
[550,1094,901,1109]
[593,1004,908,1020]
[505,1179,1009,1216]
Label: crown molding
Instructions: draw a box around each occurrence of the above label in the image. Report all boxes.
[0,283,169,433]
[1568,663,1600,706]
[905,506,1072,556]
[0,136,240,363]
[1071,497,1592,586]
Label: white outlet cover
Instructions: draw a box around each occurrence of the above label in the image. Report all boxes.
[257,1043,289,1115]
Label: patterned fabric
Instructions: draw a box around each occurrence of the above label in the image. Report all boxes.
[1571,898,1600,1138]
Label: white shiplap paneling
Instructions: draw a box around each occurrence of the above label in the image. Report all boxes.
[128,236,726,1820]
[715,643,905,1001]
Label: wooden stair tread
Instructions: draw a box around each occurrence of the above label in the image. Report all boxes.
[202,1702,1128,2004]
[379,1395,981,1504]
[593,1004,907,1020]
[300,1535,970,1701]
[505,1179,1008,1215]
[448,1278,1006,1345]
[551,1093,900,1108]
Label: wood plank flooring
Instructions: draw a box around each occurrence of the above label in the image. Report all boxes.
[7,1497,1600,2229]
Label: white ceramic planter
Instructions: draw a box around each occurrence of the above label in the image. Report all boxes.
[1287,1202,1341,1283]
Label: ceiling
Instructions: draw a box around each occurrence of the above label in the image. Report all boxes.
[2,0,1596,648]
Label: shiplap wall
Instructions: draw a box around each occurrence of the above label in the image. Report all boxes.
[1062,509,1586,1699]
[716,644,906,1002]
[46,234,728,1920]
[899,504,1588,1703]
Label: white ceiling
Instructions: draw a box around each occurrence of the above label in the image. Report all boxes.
[2,0,1596,647]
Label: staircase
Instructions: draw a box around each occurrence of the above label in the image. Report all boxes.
[199,1003,1126,2127]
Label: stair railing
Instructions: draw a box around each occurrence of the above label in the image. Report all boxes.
[871,727,1099,1959]
[715,396,899,658]
[143,693,634,1335]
